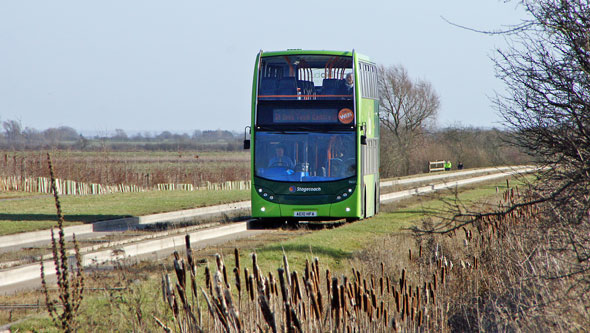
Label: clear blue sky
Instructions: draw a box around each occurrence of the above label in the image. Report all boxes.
[0,1,524,134]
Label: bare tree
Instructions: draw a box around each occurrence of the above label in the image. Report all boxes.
[378,65,440,176]
[494,0,590,235]
[2,119,22,143]
[418,1,590,328]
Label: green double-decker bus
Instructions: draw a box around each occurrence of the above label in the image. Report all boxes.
[245,50,379,223]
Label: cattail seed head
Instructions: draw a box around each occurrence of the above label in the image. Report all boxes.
[204,266,211,291]
[234,267,241,293]
[252,253,259,278]
[223,265,230,290]
[244,267,250,293]
[234,248,240,270]
[282,252,291,288]
[215,253,223,272]
[248,274,255,301]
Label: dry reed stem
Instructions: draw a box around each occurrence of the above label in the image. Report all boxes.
[39,153,84,332]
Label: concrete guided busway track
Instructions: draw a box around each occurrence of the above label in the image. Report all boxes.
[0,165,531,251]
[0,166,536,292]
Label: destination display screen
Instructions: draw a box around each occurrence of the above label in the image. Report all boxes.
[256,100,355,126]
[273,109,337,124]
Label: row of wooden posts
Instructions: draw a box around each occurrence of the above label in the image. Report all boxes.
[0,176,250,195]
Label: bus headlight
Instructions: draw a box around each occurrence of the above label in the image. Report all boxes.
[336,187,354,201]
[346,207,351,212]
[256,186,276,202]
[261,207,266,212]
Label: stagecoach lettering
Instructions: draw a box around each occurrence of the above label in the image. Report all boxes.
[294,187,322,193]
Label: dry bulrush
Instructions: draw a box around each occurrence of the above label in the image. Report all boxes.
[289,306,303,332]
[223,266,230,290]
[331,277,340,326]
[157,228,490,332]
[204,266,212,292]
[186,235,196,276]
[173,251,186,290]
[224,286,241,331]
[248,274,255,302]
[291,271,302,304]
[282,252,291,287]
[258,282,277,333]
[278,268,297,331]
[340,283,348,321]
[400,268,406,291]
[307,280,321,321]
[244,268,250,296]
[252,252,260,284]
[234,248,240,272]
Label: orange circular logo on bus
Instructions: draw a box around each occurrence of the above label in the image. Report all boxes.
[338,108,354,124]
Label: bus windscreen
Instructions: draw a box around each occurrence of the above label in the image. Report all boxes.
[254,131,356,182]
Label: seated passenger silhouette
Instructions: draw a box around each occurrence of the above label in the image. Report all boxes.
[268,146,294,169]
[344,73,354,94]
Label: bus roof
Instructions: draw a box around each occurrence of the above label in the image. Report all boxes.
[260,50,371,62]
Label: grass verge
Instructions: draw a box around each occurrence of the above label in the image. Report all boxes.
[4,177,523,331]
[0,189,249,235]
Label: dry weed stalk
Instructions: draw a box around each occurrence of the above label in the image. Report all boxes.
[40,153,85,332]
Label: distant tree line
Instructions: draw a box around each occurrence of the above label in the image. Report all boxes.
[0,120,242,151]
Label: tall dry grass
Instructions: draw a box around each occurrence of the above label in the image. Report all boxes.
[355,186,590,331]
[157,235,463,332]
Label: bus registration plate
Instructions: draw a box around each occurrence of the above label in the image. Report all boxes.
[294,211,317,217]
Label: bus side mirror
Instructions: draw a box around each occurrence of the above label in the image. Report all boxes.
[243,126,251,149]
[361,135,367,145]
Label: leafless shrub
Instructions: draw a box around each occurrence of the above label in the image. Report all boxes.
[404,185,590,331]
